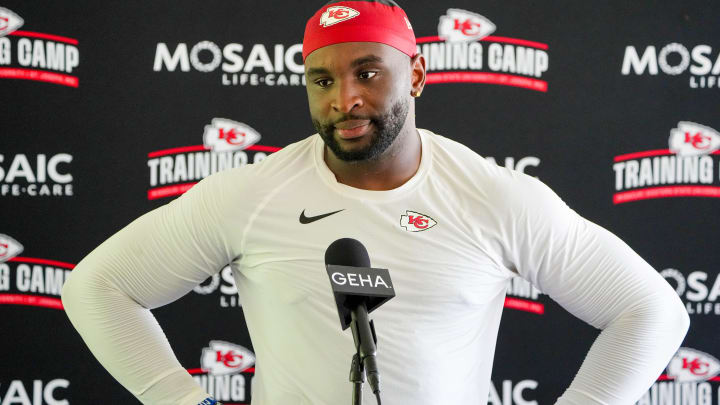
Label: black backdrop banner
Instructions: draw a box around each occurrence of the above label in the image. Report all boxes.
[2,1,719,404]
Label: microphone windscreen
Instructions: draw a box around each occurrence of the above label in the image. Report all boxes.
[324,238,371,268]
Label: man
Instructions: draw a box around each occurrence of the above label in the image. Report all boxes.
[62,1,690,404]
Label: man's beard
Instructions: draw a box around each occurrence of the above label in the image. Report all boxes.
[313,98,409,162]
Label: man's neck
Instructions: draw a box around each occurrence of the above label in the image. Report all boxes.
[324,126,422,191]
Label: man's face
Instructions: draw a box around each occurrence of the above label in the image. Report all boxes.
[305,42,411,162]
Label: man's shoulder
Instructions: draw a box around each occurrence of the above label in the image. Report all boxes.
[422,128,555,206]
[422,128,509,184]
[423,129,483,159]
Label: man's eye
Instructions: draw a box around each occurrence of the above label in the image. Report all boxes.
[359,71,377,79]
[315,79,332,87]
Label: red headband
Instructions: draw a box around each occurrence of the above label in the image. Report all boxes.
[302,1,417,62]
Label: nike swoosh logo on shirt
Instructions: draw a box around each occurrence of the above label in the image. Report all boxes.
[299,209,345,224]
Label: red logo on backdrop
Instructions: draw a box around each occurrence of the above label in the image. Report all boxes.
[219,128,245,145]
[438,9,496,43]
[399,210,437,232]
[667,347,720,382]
[203,118,261,152]
[455,19,482,37]
[188,341,256,404]
[216,350,244,368]
[320,6,360,27]
[684,357,710,376]
[669,121,720,156]
[0,7,23,37]
[0,234,23,261]
[687,132,711,149]
[200,341,255,376]
[612,121,720,204]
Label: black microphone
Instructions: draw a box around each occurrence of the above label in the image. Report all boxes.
[325,238,395,400]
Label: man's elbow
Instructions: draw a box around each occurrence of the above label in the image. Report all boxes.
[670,293,690,340]
[61,266,91,321]
[61,270,79,317]
[651,288,690,345]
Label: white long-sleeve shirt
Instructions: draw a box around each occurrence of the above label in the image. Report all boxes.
[61,129,689,404]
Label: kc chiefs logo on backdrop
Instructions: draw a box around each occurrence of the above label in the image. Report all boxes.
[0,7,23,36]
[438,9,495,43]
[669,121,720,156]
[0,233,23,262]
[612,121,720,204]
[203,118,261,152]
[319,6,360,27]
[201,341,255,376]
[187,341,255,404]
[417,8,550,92]
[399,210,437,232]
[668,348,720,383]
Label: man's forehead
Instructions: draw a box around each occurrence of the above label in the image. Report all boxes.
[305,42,407,70]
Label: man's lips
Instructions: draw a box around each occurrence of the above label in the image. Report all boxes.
[334,120,371,139]
[334,119,370,129]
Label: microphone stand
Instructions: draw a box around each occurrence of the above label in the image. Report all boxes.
[349,352,364,405]
[349,302,381,405]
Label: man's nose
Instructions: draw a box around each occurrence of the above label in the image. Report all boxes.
[331,80,363,113]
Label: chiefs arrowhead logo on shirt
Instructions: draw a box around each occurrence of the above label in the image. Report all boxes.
[669,121,720,157]
[438,8,496,43]
[200,340,255,376]
[320,6,360,27]
[0,7,23,37]
[0,234,23,262]
[400,211,437,232]
[667,347,720,383]
[203,118,261,152]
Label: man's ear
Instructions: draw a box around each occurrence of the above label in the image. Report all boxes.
[410,53,426,97]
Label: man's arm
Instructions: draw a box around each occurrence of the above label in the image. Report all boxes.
[500,172,689,404]
[62,169,243,404]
